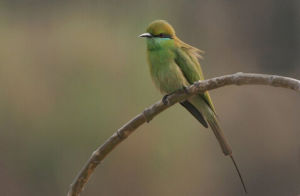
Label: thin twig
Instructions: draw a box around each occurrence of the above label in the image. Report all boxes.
[67,72,300,196]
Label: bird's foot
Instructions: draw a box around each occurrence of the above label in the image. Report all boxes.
[162,94,171,105]
[162,87,189,105]
[182,86,189,94]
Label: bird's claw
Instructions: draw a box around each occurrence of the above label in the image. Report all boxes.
[162,87,188,105]
[182,86,189,94]
[162,94,170,105]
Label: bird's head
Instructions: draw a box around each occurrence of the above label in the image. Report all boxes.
[140,20,176,50]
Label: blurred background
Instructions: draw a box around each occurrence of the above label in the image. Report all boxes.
[0,0,299,195]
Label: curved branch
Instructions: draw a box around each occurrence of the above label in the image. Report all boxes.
[67,72,300,196]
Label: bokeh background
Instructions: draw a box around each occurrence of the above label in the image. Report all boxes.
[0,0,299,195]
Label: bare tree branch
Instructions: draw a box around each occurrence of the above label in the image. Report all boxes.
[67,72,300,196]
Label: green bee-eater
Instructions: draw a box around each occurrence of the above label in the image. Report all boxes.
[140,20,247,193]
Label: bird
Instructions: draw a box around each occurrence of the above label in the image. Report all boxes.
[139,20,247,193]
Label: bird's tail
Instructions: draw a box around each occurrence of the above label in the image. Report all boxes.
[205,104,247,193]
[189,97,247,193]
[189,96,232,155]
[205,112,232,155]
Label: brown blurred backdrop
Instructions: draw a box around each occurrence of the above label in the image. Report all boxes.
[0,0,299,196]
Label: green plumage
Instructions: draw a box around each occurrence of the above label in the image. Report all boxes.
[140,20,247,193]
[144,20,231,155]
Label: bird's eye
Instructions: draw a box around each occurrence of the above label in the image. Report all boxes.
[155,33,172,39]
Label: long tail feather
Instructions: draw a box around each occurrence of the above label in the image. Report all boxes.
[206,117,232,155]
[230,155,247,193]
[206,108,247,193]
[188,96,247,193]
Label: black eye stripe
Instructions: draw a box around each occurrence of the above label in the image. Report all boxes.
[154,33,172,39]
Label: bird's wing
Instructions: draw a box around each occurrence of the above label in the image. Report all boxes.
[175,42,248,192]
[174,44,216,112]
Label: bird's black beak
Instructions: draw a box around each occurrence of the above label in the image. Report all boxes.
[139,33,152,38]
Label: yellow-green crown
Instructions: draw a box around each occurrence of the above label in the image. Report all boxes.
[146,20,175,37]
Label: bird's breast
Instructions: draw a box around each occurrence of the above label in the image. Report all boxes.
[147,49,188,94]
